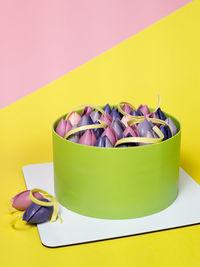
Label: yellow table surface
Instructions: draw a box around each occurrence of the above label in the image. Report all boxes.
[1,1,200,266]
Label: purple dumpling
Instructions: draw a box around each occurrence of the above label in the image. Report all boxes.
[103,104,112,114]
[110,108,122,120]
[77,115,93,127]
[160,125,172,141]
[111,118,125,130]
[90,111,101,123]
[155,108,166,121]
[104,136,113,147]
[92,121,104,139]
[23,199,53,224]
[137,118,152,137]
[110,119,124,138]
[130,110,143,116]
[77,115,94,135]
[165,117,177,135]
[95,135,113,148]
[140,129,158,146]
[95,135,105,147]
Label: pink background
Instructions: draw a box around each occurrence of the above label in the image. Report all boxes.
[0,0,192,109]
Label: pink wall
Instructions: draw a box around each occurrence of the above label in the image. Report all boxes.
[0,0,192,109]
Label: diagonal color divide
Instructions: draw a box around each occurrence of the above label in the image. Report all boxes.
[0,0,192,109]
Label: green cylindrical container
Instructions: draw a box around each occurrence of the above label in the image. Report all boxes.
[53,108,181,219]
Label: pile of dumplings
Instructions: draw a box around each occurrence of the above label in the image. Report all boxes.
[55,102,178,147]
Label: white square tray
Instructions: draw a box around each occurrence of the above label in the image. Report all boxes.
[22,163,200,247]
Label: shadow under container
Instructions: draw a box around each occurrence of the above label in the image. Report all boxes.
[53,108,181,219]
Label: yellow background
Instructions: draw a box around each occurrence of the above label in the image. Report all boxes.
[1,1,200,266]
